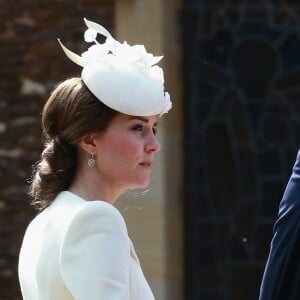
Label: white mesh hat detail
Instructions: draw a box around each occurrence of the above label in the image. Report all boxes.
[58,18,172,116]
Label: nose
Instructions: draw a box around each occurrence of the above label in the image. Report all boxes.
[145,134,161,153]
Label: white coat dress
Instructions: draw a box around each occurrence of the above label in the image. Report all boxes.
[18,191,155,300]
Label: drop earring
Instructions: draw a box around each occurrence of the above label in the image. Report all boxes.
[87,154,95,167]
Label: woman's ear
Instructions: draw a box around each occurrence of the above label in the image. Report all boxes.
[78,133,99,155]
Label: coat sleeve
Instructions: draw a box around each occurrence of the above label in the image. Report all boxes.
[259,151,300,300]
[59,201,130,300]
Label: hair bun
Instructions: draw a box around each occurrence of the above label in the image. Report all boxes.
[53,137,73,156]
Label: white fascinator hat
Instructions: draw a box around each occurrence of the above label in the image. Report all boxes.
[58,18,172,116]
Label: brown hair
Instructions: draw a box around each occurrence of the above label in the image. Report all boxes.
[30,77,117,210]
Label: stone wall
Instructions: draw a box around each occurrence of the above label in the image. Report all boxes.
[0,2,114,298]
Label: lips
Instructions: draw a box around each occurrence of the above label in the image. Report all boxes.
[139,161,152,168]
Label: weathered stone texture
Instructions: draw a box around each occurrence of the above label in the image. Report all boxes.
[0,1,114,298]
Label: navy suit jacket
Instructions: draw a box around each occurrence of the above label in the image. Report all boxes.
[259,151,300,299]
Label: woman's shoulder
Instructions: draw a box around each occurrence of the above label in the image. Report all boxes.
[81,199,126,225]
[53,191,123,216]
[55,191,127,235]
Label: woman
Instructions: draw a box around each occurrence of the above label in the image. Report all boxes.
[18,19,171,299]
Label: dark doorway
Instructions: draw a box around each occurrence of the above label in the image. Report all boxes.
[183,1,300,299]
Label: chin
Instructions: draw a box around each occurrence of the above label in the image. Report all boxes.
[129,178,151,189]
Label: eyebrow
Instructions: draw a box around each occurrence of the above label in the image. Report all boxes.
[129,116,158,126]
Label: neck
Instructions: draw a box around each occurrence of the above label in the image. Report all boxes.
[69,166,122,204]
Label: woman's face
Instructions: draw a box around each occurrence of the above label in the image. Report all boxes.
[93,113,161,193]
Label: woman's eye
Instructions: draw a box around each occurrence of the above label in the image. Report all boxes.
[131,124,157,135]
[132,124,143,131]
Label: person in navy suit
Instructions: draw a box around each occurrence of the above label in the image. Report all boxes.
[259,151,300,299]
